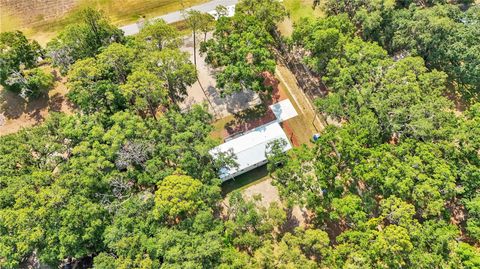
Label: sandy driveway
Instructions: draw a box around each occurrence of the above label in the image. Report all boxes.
[179,33,261,119]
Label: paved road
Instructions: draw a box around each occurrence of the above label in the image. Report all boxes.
[120,0,239,36]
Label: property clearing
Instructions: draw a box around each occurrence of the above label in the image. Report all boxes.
[278,0,324,37]
[0,67,74,136]
[222,171,310,229]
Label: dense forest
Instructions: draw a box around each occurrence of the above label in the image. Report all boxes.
[0,0,479,268]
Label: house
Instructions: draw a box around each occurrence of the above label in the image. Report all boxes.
[209,121,292,181]
[210,99,298,181]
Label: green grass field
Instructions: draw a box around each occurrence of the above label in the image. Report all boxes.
[3,0,322,44]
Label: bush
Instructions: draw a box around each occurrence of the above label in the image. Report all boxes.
[5,68,54,99]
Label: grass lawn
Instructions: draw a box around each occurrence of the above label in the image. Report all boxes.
[221,165,270,196]
[276,65,321,146]
[210,114,234,141]
[278,0,323,37]
[283,0,323,23]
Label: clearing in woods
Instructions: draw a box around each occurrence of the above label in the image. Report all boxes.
[0,67,74,136]
[278,0,323,37]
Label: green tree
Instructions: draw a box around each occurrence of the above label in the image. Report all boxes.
[154,174,216,222]
[0,31,41,86]
[292,14,355,74]
[137,49,197,103]
[136,19,180,50]
[184,10,204,67]
[201,15,276,95]
[4,67,54,99]
[465,195,480,241]
[96,43,135,84]
[455,242,480,269]
[121,69,167,119]
[47,8,123,73]
[67,58,126,114]
[330,194,367,227]
[371,225,414,268]
[235,0,287,31]
[199,13,215,42]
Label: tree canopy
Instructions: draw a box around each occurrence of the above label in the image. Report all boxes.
[201,0,286,95]
[47,8,124,74]
[1,1,480,268]
[0,31,54,99]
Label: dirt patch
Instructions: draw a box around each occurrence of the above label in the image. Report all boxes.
[225,177,309,229]
[242,178,281,206]
[0,69,73,136]
[444,86,468,113]
[180,33,262,119]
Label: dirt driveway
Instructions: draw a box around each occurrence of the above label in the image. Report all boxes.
[179,33,262,119]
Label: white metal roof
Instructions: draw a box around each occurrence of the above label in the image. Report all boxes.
[210,122,292,180]
[269,99,298,122]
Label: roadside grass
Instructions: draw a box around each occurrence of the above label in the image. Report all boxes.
[221,165,270,195]
[0,10,22,32]
[9,0,207,44]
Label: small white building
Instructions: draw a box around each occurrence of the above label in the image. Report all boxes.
[269,99,298,122]
[207,5,236,19]
[210,122,292,181]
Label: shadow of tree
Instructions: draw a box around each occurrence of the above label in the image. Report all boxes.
[1,84,72,125]
[48,92,65,112]
[281,207,301,234]
[224,104,276,137]
[1,89,31,120]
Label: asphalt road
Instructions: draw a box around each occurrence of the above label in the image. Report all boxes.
[120,0,239,36]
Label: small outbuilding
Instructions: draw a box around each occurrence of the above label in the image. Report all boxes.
[269,99,298,122]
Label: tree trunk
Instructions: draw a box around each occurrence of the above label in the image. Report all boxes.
[147,101,157,120]
[193,30,197,67]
